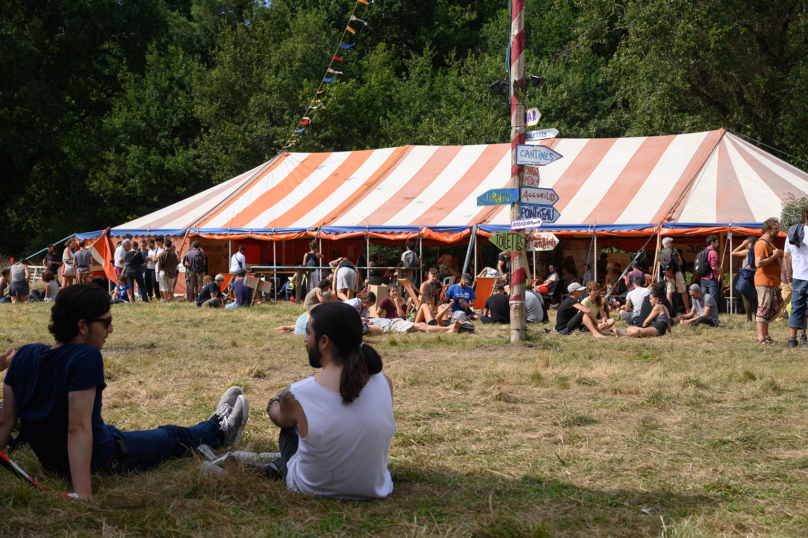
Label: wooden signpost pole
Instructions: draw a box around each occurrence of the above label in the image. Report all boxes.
[509,0,527,343]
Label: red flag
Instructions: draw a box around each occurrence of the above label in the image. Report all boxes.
[87,227,117,283]
[333,55,343,62]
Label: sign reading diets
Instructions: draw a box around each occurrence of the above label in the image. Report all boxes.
[490,232,525,253]
[516,144,563,167]
[527,232,559,251]
[477,188,519,206]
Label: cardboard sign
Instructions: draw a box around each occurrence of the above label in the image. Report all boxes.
[525,128,558,141]
[490,232,525,253]
[516,144,563,166]
[243,275,272,293]
[520,187,559,207]
[519,205,560,223]
[510,217,543,230]
[477,188,519,206]
[525,108,541,127]
[527,232,559,251]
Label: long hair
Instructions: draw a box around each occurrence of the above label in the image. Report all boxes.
[585,280,602,309]
[424,281,442,306]
[310,302,383,404]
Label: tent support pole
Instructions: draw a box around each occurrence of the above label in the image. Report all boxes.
[593,225,597,283]
[532,249,536,286]
[418,228,423,285]
[273,232,277,301]
[228,240,232,270]
[462,224,476,276]
[729,223,734,315]
[652,225,663,280]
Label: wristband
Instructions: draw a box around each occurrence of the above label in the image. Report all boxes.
[266,397,280,414]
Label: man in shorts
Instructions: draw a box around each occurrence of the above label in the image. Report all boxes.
[157,239,179,303]
[658,237,689,313]
[754,218,784,344]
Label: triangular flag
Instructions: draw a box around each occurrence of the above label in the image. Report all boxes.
[327,68,343,75]
[346,25,355,34]
[338,42,355,50]
[357,0,368,4]
[295,127,305,133]
[333,55,343,62]
[323,77,335,83]
[299,119,309,125]
[350,15,367,25]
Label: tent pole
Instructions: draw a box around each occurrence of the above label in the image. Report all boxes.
[228,240,232,271]
[593,225,597,283]
[418,228,423,285]
[652,225,662,280]
[729,223,734,315]
[273,232,277,301]
[462,224,476,276]
[367,230,371,286]
[532,249,536,286]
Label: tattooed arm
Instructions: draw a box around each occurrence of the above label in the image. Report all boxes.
[267,386,300,428]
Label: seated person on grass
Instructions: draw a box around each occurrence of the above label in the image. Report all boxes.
[0,284,249,499]
[414,281,454,326]
[197,274,225,308]
[481,283,509,324]
[614,288,673,338]
[225,270,254,309]
[444,273,478,321]
[679,284,720,327]
[113,274,134,304]
[419,268,439,297]
[343,291,376,321]
[580,280,615,332]
[264,302,396,499]
[554,283,610,338]
[303,279,334,311]
[620,274,650,325]
[377,283,407,319]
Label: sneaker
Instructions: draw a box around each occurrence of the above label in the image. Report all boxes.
[787,337,798,349]
[209,386,244,422]
[218,394,249,447]
[801,332,807,346]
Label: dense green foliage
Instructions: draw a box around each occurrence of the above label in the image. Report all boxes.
[2,0,807,255]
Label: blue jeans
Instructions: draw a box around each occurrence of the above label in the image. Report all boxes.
[701,278,719,300]
[790,279,808,330]
[225,302,240,309]
[107,419,221,473]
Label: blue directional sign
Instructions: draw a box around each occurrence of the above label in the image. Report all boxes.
[519,205,560,223]
[477,188,519,206]
[520,187,559,207]
[516,144,563,167]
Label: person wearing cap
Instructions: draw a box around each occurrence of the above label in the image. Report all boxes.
[679,283,720,327]
[481,284,509,324]
[443,273,478,321]
[658,237,689,313]
[197,274,226,308]
[554,282,610,337]
[620,273,651,325]
[625,260,644,292]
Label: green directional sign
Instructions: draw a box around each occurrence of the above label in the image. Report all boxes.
[490,232,525,253]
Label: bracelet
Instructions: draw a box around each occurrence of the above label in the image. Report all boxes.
[267,397,280,413]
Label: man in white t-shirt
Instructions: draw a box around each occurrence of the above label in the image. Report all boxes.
[620,274,651,325]
[114,241,127,280]
[230,246,247,274]
[785,209,808,348]
[537,265,559,294]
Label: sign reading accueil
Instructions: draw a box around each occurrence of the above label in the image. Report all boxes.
[516,144,563,167]
[520,187,559,207]
[477,188,519,206]
[490,232,525,253]
[525,128,559,142]
[519,205,560,223]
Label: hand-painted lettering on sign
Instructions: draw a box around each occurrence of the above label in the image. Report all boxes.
[516,144,563,167]
[491,232,525,253]
[525,108,541,127]
[519,205,560,223]
[510,217,543,230]
[520,187,559,207]
[477,188,519,206]
[527,232,559,251]
[524,167,540,187]
[525,128,559,141]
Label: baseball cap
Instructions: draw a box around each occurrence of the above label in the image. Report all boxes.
[567,282,586,293]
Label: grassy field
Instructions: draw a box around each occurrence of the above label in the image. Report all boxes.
[2,299,808,537]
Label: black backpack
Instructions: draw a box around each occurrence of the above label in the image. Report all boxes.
[660,248,676,278]
[192,250,206,273]
[693,249,712,277]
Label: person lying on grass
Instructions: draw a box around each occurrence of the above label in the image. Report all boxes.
[343,291,376,321]
[264,301,396,500]
[276,310,462,337]
[554,283,610,338]
[0,284,250,499]
[414,281,454,326]
[613,288,674,338]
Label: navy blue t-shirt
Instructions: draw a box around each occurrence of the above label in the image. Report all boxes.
[3,343,114,474]
[232,279,253,306]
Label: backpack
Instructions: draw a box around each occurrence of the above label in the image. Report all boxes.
[660,248,676,279]
[403,250,419,269]
[192,250,206,273]
[693,249,712,277]
[747,243,757,271]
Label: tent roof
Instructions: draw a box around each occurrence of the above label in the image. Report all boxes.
[100,129,808,239]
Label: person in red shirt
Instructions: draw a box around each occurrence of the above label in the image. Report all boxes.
[700,235,722,300]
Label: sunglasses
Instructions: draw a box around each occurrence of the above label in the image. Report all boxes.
[87,317,113,329]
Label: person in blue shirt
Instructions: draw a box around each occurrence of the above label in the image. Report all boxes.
[443,273,478,321]
[225,270,254,308]
[0,284,250,499]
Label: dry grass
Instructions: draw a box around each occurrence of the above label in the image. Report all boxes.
[2,301,808,537]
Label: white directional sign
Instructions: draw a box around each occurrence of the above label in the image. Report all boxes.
[524,108,541,127]
[516,144,563,167]
[520,187,559,207]
[527,232,559,251]
[525,128,559,142]
[510,217,543,230]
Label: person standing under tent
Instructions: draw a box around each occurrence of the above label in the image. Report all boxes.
[785,207,808,348]
[230,245,248,274]
[114,238,127,281]
[123,241,149,302]
[753,218,784,345]
[62,238,76,288]
[401,241,421,293]
[330,254,357,302]
[43,244,62,287]
[157,239,179,303]
[699,235,722,300]
[658,237,690,314]
[303,241,324,287]
[73,241,93,287]
[732,237,758,323]
[184,241,207,301]
[9,259,30,304]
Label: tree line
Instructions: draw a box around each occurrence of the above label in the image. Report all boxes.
[2,0,806,255]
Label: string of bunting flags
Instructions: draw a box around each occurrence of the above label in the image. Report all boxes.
[281,0,371,150]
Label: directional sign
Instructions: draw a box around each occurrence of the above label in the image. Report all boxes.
[477,188,519,206]
[510,217,543,230]
[490,232,525,253]
[519,205,560,223]
[520,187,559,207]
[524,108,541,127]
[525,128,559,142]
[527,232,559,251]
[516,144,563,167]
[524,166,540,187]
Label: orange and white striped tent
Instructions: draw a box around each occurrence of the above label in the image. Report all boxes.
[83,128,808,243]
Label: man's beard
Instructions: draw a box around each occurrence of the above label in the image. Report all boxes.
[307,340,322,368]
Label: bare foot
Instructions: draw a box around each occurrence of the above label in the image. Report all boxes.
[612,328,624,337]
[449,320,462,333]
